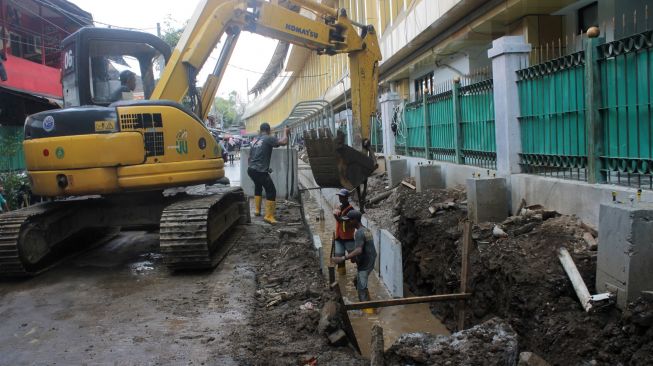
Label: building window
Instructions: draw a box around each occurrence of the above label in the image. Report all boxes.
[414,72,433,101]
[578,2,598,34]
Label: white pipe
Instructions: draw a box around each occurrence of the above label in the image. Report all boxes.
[557,247,592,312]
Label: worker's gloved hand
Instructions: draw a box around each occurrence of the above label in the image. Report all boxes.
[333,208,341,216]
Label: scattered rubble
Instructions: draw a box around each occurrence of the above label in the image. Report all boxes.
[226,202,366,365]
[384,318,518,365]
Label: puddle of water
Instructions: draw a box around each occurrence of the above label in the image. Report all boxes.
[131,261,154,273]
[301,191,449,358]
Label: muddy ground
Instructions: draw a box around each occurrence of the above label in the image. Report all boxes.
[365,173,653,366]
[0,201,364,365]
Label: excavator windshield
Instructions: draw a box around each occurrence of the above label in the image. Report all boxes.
[86,40,167,104]
[61,27,171,108]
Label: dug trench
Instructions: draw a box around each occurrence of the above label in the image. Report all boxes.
[364,173,653,365]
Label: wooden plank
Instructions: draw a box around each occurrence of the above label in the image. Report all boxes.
[370,324,384,366]
[331,283,361,353]
[401,181,416,190]
[458,220,473,331]
[344,293,471,310]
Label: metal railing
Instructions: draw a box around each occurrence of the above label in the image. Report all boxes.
[517,51,588,180]
[397,77,496,169]
[598,30,653,188]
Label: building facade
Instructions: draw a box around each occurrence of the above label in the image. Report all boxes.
[0,0,92,171]
[243,0,649,132]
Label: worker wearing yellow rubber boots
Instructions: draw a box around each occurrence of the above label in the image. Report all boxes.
[333,189,355,277]
[331,209,377,314]
[247,122,289,224]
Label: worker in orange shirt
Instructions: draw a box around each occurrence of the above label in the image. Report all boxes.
[333,189,355,276]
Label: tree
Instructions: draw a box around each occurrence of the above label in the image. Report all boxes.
[159,15,186,48]
[213,91,245,129]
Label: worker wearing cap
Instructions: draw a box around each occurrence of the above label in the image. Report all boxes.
[332,209,377,312]
[333,189,355,276]
[247,122,289,224]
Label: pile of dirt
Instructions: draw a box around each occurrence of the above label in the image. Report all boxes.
[364,171,466,238]
[385,317,518,365]
[383,185,653,365]
[230,203,365,365]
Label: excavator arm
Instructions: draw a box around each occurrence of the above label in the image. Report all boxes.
[151,0,382,191]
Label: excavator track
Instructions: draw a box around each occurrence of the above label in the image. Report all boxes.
[0,202,68,277]
[159,187,247,270]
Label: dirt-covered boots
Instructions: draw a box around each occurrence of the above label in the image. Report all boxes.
[264,200,277,224]
[254,196,262,216]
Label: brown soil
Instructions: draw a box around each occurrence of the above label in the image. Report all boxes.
[229,203,366,365]
[364,175,653,366]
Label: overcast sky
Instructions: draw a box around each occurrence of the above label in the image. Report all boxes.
[69,0,278,100]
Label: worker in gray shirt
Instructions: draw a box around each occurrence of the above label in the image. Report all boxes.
[331,209,377,314]
[247,122,289,224]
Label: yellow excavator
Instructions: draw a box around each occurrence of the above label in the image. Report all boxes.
[0,0,381,276]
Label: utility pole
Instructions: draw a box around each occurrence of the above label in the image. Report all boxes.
[156,22,161,37]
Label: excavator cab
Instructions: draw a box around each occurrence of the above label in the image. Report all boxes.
[60,27,171,108]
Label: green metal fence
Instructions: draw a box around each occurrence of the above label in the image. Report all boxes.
[598,30,653,187]
[517,51,588,180]
[0,126,25,172]
[371,114,383,153]
[426,90,457,162]
[460,79,497,168]
[517,28,653,188]
[397,79,496,169]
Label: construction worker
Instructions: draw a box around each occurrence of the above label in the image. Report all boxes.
[333,189,355,276]
[247,122,289,224]
[111,70,136,102]
[331,209,376,313]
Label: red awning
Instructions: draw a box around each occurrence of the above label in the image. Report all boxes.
[0,55,62,99]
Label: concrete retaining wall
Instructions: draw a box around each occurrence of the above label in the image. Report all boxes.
[385,155,653,228]
[240,147,298,199]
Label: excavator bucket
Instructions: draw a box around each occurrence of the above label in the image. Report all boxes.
[303,128,376,190]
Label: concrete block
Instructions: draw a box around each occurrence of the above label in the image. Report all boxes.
[387,158,408,187]
[597,203,653,309]
[466,177,509,223]
[379,229,404,298]
[415,164,445,192]
[240,147,298,199]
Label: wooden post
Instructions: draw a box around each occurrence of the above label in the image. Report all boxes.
[370,324,384,366]
[452,78,464,164]
[584,27,606,184]
[423,89,431,159]
[457,220,472,331]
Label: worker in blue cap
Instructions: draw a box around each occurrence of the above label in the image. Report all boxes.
[332,188,355,276]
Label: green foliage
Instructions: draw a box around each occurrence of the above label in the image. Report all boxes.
[160,15,187,48]
[214,91,244,129]
[0,127,23,172]
[0,171,29,210]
